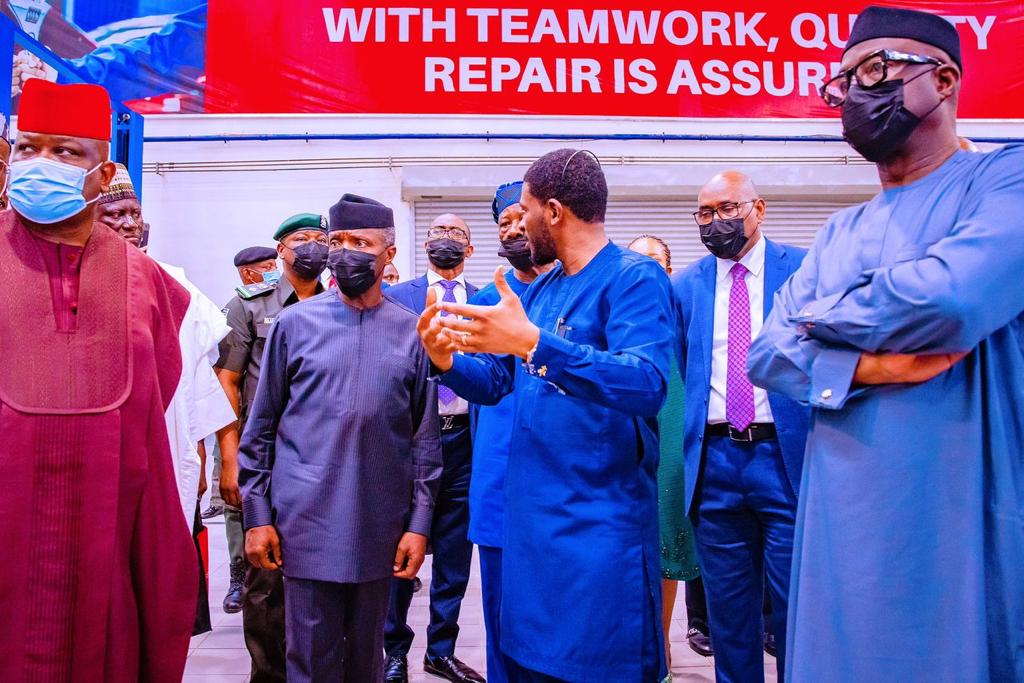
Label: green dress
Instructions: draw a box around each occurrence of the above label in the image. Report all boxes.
[657,360,700,581]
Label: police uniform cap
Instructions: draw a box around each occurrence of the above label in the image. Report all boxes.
[273,213,328,241]
[234,246,278,268]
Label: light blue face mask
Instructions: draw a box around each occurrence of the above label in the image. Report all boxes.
[262,269,282,286]
[8,157,103,225]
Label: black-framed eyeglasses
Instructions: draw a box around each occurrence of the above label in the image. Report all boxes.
[820,49,944,108]
[693,200,755,226]
[427,226,468,241]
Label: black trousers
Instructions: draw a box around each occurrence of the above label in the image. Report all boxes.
[284,576,392,682]
[384,423,474,659]
[243,565,287,683]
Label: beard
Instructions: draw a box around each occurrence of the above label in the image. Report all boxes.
[526,220,558,266]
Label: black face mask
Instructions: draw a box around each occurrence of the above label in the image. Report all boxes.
[426,238,466,269]
[841,72,940,163]
[497,236,534,272]
[288,241,329,279]
[700,217,749,260]
[328,248,381,298]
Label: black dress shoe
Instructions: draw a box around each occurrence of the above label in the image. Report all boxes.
[423,655,485,683]
[221,559,246,613]
[687,625,714,657]
[200,504,223,519]
[384,655,408,683]
[763,632,777,658]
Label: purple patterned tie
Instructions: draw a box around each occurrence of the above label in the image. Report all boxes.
[437,280,460,406]
[726,263,756,431]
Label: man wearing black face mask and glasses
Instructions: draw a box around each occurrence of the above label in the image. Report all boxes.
[215,213,328,683]
[748,6,1024,682]
[674,170,809,683]
[385,213,484,683]
[238,194,442,682]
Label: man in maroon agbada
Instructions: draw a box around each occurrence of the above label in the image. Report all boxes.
[0,79,197,682]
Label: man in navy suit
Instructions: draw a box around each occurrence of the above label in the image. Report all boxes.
[673,171,810,683]
[384,213,484,683]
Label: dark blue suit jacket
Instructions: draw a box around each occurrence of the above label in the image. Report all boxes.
[673,239,810,515]
[386,274,479,315]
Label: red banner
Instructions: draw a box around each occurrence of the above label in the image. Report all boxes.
[205,1,1024,118]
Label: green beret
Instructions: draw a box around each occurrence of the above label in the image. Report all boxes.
[273,213,328,241]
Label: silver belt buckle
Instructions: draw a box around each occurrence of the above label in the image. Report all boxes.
[441,415,455,430]
[728,425,755,442]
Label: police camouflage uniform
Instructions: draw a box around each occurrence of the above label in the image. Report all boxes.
[215,213,326,683]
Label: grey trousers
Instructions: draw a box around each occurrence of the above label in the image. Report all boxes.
[283,575,392,683]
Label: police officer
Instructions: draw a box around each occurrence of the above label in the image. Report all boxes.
[205,245,281,617]
[214,214,329,683]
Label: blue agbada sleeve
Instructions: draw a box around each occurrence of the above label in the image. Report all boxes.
[238,316,289,530]
[798,146,1024,355]
[530,260,672,417]
[748,227,863,411]
[442,352,517,407]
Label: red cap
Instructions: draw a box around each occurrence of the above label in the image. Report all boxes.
[18,79,112,141]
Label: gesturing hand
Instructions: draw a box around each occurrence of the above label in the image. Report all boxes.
[854,352,968,386]
[434,267,540,358]
[417,287,460,372]
[246,525,283,570]
[393,532,428,579]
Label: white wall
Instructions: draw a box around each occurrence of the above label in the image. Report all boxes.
[141,114,1023,305]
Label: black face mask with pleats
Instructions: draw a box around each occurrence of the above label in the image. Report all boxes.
[699,217,748,260]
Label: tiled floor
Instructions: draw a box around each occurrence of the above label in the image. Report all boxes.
[186,515,777,682]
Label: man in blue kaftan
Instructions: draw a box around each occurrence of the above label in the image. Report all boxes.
[418,149,672,682]
[747,7,1024,682]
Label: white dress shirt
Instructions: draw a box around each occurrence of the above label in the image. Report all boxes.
[707,235,775,425]
[158,262,237,529]
[427,270,470,417]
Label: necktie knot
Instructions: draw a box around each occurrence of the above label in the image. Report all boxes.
[438,279,459,294]
[730,262,749,281]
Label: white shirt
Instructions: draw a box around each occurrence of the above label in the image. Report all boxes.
[707,235,775,425]
[427,270,470,416]
[159,261,238,529]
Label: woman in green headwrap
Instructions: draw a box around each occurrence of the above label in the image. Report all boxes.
[628,236,700,681]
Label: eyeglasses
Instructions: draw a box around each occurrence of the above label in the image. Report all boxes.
[427,226,468,241]
[820,49,944,108]
[693,200,755,226]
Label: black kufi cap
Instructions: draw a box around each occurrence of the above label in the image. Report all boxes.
[845,6,962,70]
[329,193,394,230]
[234,246,278,267]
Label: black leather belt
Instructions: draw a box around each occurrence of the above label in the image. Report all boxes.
[706,422,777,442]
[440,414,470,431]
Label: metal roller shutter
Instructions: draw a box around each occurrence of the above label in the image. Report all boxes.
[412,197,863,288]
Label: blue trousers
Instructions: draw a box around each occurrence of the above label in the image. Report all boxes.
[479,545,512,683]
[385,424,474,659]
[283,576,391,683]
[693,435,796,683]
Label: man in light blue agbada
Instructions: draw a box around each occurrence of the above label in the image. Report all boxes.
[747,7,1024,682]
